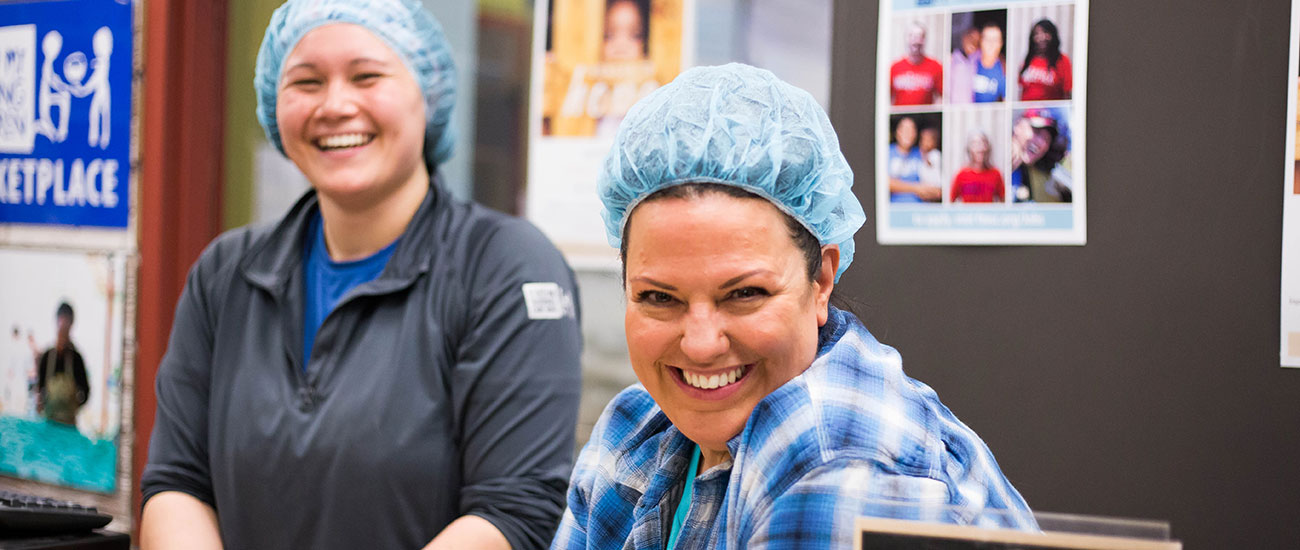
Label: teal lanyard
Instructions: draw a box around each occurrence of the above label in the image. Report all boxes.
[665,445,700,550]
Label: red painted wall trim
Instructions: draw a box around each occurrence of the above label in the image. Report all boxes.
[135,0,227,530]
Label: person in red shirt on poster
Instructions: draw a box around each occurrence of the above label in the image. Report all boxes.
[890,23,943,106]
[951,131,1005,203]
[1017,19,1071,101]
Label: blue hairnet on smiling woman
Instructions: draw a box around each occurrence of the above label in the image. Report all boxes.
[553,63,1035,550]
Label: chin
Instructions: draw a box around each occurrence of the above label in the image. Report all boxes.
[675,410,747,451]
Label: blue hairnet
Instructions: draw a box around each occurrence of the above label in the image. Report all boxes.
[599,63,866,282]
[255,0,457,167]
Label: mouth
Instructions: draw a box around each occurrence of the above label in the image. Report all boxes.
[672,364,752,391]
[314,133,375,151]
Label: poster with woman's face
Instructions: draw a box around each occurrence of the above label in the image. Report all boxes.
[540,0,682,138]
[527,0,693,261]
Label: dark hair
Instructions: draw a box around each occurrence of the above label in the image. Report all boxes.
[618,183,823,285]
[57,302,74,321]
[1019,19,1062,81]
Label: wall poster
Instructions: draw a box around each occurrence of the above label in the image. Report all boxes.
[526,0,693,266]
[876,0,1087,245]
[0,0,133,229]
[1281,0,1300,368]
[0,248,127,492]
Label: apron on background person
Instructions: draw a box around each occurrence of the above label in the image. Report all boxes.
[43,350,80,425]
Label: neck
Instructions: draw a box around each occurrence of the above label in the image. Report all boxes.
[317,171,429,262]
[981,52,998,66]
[698,446,731,471]
[908,53,923,64]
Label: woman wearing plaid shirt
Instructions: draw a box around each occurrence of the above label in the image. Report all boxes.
[551,64,1035,550]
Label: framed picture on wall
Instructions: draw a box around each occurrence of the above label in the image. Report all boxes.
[876,0,1089,246]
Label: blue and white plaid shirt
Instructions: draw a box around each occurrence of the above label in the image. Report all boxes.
[551,307,1035,550]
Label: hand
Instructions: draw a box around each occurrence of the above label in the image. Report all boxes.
[915,185,942,202]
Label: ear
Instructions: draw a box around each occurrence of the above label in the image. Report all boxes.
[814,245,839,327]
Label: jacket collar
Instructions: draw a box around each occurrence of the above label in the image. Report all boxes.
[239,176,449,297]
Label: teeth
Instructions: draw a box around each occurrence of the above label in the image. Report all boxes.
[318,133,371,150]
[682,366,745,390]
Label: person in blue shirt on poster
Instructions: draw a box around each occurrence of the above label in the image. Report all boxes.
[550,63,1034,550]
[888,115,939,202]
[972,21,1006,103]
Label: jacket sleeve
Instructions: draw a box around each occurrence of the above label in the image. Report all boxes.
[451,216,584,550]
[139,242,224,510]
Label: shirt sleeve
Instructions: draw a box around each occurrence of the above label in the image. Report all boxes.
[140,245,222,510]
[548,465,590,550]
[1061,55,1073,95]
[745,454,1036,550]
[452,216,584,550]
[742,460,951,550]
[73,350,89,404]
[934,60,945,96]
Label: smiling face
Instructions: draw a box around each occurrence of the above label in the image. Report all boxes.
[623,192,835,467]
[967,133,991,168]
[1013,118,1052,165]
[980,25,1003,62]
[894,117,918,150]
[276,24,428,209]
[906,24,926,59]
[603,0,646,62]
[1032,24,1052,55]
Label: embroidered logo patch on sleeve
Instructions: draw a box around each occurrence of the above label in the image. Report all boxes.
[522,282,574,320]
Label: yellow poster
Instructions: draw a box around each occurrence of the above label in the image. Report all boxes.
[527,0,693,264]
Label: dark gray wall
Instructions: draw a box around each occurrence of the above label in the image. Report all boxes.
[831,1,1300,548]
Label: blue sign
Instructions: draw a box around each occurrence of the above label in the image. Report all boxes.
[0,0,132,228]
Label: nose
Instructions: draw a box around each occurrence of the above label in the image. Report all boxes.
[679,304,729,365]
[318,80,359,119]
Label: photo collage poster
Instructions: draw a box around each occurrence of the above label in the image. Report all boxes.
[526,0,693,266]
[876,0,1087,245]
[1280,0,1300,368]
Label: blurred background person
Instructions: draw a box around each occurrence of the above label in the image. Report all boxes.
[1011,108,1072,202]
[35,302,89,426]
[1018,19,1072,101]
[890,22,942,105]
[950,131,1004,203]
[950,24,980,104]
[918,126,942,191]
[889,116,940,202]
[139,1,583,548]
[972,21,1005,103]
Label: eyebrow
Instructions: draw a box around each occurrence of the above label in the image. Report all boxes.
[629,269,771,292]
[283,57,390,74]
[629,276,677,291]
[720,270,770,289]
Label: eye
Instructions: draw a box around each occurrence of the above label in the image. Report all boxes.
[633,290,676,305]
[727,286,769,301]
[286,78,322,90]
[353,72,383,84]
